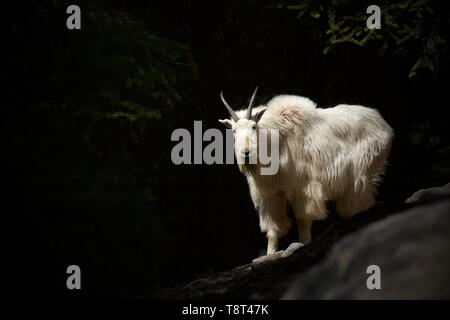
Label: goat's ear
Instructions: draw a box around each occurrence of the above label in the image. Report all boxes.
[219,119,233,128]
[254,107,267,123]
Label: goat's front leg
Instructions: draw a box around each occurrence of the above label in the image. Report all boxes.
[257,193,290,255]
[266,230,279,255]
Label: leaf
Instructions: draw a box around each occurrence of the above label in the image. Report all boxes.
[409,58,422,78]
[310,11,320,18]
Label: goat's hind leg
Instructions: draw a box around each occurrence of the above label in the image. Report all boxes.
[296,218,312,244]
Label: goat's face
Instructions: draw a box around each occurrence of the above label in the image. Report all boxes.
[232,119,258,164]
[218,88,267,166]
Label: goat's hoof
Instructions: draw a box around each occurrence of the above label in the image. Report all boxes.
[252,250,284,263]
[281,242,304,258]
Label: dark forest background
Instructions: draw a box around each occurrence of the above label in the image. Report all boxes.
[3,0,449,298]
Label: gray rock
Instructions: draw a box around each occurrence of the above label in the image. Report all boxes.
[281,200,450,299]
[181,278,210,292]
[405,183,450,205]
[281,242,304,258]
[157,184,450,300]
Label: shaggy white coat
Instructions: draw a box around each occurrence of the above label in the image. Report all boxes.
[225,94,393,254]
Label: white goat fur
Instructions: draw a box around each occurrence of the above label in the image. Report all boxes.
[225,94,393,254]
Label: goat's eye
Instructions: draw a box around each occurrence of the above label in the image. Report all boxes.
[252,124,256,129]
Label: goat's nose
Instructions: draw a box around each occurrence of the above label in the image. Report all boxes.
[243,150,250,157]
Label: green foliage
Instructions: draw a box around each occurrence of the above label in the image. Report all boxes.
[6,0,193,296]
[283,0,448,78]
[22,1,188,125]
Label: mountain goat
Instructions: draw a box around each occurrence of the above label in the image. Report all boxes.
[219,88,394,255]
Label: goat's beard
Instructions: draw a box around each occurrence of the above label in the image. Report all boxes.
[236,148,259,174]
[238,161,259,174]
